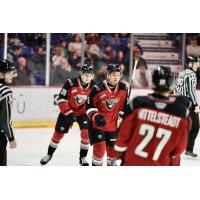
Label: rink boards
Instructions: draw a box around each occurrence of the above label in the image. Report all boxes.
[11,86,200,128]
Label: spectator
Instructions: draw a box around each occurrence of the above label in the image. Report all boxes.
[52,47,65,67]
[58,40,69,59]
[34,33,46,46]
[86,34,102,61]
[118,33,129,52]
[103,45,115,64]
[132,64,152,88]
[86,33,100,45]
[13,57,31,85]
[28,47,46,85]
[113,51,125,68]
[94,61,107,83]
[68,34,82,57]
[186,36,200,57]
[68,52,81,70]
[8,45,23,63]
[132,48,147,69]
[51,57,78,85]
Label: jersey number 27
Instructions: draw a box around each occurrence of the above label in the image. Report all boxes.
[134,124,172,161]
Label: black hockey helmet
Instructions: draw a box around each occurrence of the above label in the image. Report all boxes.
[107,63,121,74]
[152,66,174,92]
[0,59,17,77]
[186,55,199,66]
[80,64,94,74]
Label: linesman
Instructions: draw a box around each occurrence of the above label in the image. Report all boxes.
[176,55,200,157]
[0,59,17,166]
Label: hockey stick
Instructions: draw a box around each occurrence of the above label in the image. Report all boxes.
[128,59,138,102]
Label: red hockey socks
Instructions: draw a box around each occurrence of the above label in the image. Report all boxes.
[48,131,64,155]
[80,129,90,158]
[92,141,106,166]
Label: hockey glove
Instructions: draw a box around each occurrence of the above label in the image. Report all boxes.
[94,114,106,127]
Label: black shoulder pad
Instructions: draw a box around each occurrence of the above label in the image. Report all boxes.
[95,82,106,92]
[71,78,79,86]
[132,96,146,109]
[175,95,191,109]
[119,82,127,90]
[90,80,96,87]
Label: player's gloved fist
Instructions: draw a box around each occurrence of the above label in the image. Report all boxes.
[94,114,106,127]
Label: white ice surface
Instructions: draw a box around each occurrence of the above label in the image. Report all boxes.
[7,127,200,166]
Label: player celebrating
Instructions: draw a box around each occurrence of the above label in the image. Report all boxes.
[40,64,94,166]
[114,66,191,166]
[87,63,128,166]
[0,59,17,166]
[176,56,200,157]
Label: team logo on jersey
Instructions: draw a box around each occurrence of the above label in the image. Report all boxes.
[75,94,87,106]
[105,98,119,110]
[155,102,167,109]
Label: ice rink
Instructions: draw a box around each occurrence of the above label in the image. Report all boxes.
[7,127,200,166]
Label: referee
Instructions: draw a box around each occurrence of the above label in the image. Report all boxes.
[176,55,200,157]
[0,59,17,166]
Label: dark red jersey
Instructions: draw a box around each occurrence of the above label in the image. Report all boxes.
[87,80,128,132]
[56,78,94,116]
[114,93,191,166]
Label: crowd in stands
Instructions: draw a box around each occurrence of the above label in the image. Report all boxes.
[1,33,200,89]
[0,33,149,86]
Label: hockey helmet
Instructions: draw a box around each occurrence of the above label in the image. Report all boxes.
[80,64,94,74]
[152,66,174,92]
[0,59,17,77]
[186,55,199,66]
[107,63,121,74]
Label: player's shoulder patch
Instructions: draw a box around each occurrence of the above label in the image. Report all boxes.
[93,84,101,92]
[118,82,127,90]
[66,79,74,86]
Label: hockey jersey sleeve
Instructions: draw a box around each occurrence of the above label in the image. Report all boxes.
[0,96,15,142]
[56,79,72,115]
[86,85,100,121]
[114,109,139,158]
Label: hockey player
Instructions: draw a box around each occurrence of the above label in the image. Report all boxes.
[40,64,94,166]
[114,66,191,166]
[0,59,17,166]
[87,63,128,166]
[176,56,200,157]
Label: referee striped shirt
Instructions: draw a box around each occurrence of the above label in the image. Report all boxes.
[176,68,198,106]
[0,82,15,141]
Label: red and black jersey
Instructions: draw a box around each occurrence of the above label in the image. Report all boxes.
[56,77,95,116]
[114,93,191,166]
[87,80,128,132]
